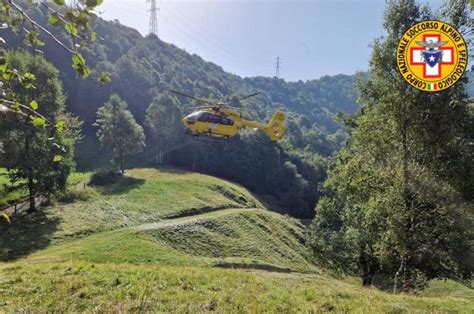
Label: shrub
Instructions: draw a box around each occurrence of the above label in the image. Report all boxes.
[89,171,123,186]
[59,187,98,203]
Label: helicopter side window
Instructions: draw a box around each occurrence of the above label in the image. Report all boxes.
[198,112,211,122]
[197,113,234,126]
[221,117,234,126]
[209,115,221,124]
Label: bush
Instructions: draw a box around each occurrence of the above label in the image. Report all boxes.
[58,187,98,203]
[89,171,123,186]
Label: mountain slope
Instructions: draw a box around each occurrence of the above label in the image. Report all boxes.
[2,3,361,218]
[3,3,358,135]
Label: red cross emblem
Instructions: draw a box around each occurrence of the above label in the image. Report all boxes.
[409,34,454,79]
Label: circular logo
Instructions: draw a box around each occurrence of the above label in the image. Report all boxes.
[396,20,468,92]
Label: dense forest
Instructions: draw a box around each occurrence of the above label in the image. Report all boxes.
[2,2,362,218]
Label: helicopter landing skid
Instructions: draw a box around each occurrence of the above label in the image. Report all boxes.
[185,129,232,143]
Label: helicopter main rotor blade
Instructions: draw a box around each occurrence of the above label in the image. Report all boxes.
[226,106,257,113]
[168,89,218,105]
[239,92,262,101]
[187,106,214,110]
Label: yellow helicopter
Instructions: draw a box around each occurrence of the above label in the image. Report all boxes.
[169,90,286,141]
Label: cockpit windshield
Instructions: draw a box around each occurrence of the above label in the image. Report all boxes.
[185,112,200,123]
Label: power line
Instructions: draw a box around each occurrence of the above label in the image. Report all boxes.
[147,0,159,36]
[275,56,282,78]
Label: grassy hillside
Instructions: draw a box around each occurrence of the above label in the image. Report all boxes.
[0,168,264,260]
[0,168,473,311]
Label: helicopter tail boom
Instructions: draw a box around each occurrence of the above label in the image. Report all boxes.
[241,111,286,141]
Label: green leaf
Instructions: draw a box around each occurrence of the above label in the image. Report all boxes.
[48,13,61,27]
[65,23,78,37]
[56,121,65,132]
[53,0,65,5]
[0,3,10,14]
[72,53,91,78]
[27,31,39,45]
[22,72,36,89]
[53,155,63,162]
[29,100,38,110]
[26,31,45,46]
[24,72,36,81]
[72,53,85,66]
[35,39,45,46]
[99,72,111,83]
[2,69,12,80]
[32,117,46,127]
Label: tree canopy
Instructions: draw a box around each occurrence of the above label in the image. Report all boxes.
[309,0,473,290]
[0,52,76,211]
[95,94,145,174]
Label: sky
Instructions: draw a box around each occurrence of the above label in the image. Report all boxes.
[97,0,445,82]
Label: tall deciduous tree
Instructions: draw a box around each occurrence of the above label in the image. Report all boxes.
[0,52,76,212]
[96,94,145,174]
[145,94,182,165]
[309,0,473,290]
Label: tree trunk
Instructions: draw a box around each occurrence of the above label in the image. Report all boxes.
[393,256,405,293]
[359,244,376,287]
[120,152,124,174]
[362,272,373,287]
[154,133,159,166]
[25,137,36,213]
[27,175,36,213]
[400,122,412,291]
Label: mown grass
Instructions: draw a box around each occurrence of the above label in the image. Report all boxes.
[95,168,261,216]
[26,229,209,267]
[0,261,472,312]
[23,208,313,272]
[1,167,473,312]
[0,168,264,261]
[142,209,312,272]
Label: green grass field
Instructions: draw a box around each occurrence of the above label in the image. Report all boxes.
[0,168,472,312]
[0,168,91,208]
[0,168,25,209]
